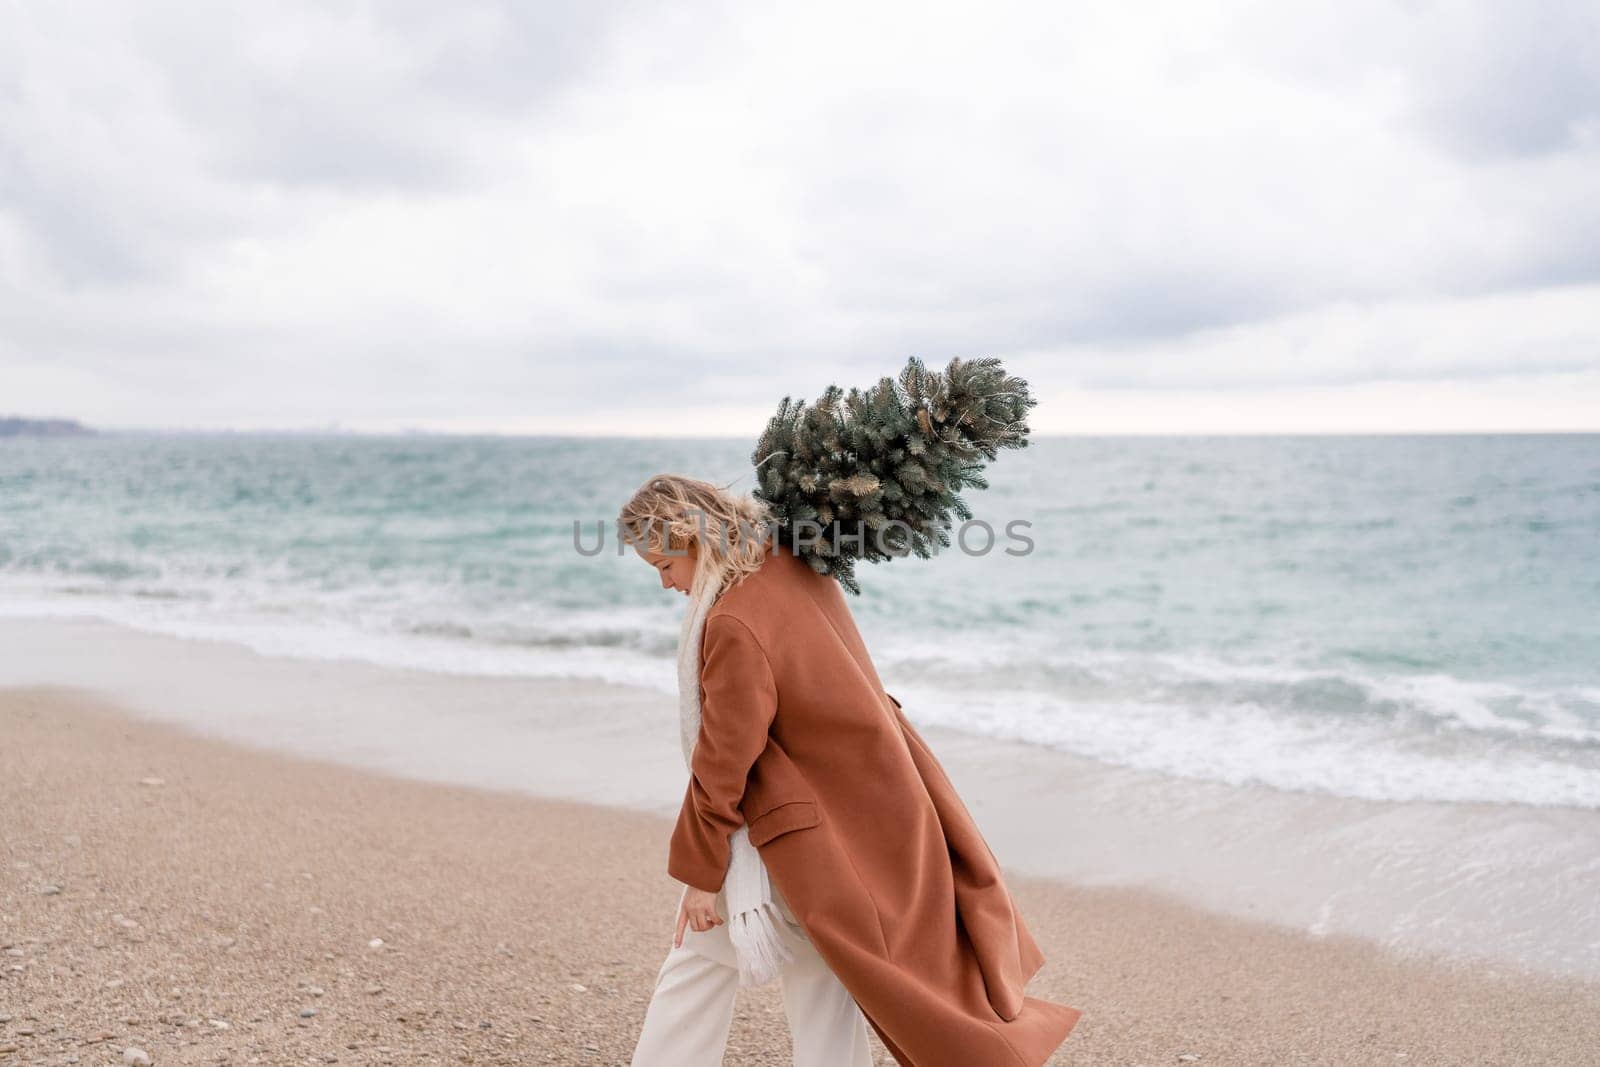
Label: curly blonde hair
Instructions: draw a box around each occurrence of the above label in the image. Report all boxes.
[617,474,776,598]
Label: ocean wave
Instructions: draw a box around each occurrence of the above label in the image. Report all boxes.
[895,686,1600,809]
[3,576,1597,809]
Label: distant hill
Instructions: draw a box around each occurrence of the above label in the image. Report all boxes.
[0,416,95,437]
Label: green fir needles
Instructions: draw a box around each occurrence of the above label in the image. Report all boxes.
[749,356,1037,594]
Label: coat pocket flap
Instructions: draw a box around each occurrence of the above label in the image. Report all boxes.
[746,800,820,847]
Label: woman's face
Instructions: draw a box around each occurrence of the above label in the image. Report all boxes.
[637,539,698,596]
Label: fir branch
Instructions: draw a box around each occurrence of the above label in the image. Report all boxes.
[747,356,1037,594]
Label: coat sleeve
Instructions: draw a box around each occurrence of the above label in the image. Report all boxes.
[667,614,779,894]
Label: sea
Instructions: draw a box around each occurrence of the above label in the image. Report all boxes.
[2,432,1598,812]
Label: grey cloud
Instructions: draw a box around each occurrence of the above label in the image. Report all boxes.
[402,0,651,115]
[1405,2,1600,160]
[0,0,650,287]
[132,1,645,193]
[0,147,157,285]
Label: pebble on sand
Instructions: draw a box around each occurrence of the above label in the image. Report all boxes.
[138,777,165,787]
[123,1048,152,1066]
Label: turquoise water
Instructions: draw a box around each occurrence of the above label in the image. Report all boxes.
[3,433,1597,807]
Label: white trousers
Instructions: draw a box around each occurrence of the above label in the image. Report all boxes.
[630,882,874,1067]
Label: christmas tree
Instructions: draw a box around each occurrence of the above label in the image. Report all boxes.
[750,356,1037,594]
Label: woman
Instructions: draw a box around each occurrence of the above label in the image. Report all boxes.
[621,475,1081,1066]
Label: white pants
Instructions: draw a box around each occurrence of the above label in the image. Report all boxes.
[630,882,873,1067]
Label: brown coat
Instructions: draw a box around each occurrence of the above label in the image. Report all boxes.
[668,547,1081,1066]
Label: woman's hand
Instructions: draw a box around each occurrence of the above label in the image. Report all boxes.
[675,886,723,947]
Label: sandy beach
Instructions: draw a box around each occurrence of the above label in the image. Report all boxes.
[4,685,1597,1066]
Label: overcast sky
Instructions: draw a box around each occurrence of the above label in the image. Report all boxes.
[2,0,1598,434]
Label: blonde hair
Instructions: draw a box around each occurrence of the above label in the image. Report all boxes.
[617,474,776,599]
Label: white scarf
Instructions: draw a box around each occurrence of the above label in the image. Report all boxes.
[677,573,794,987]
